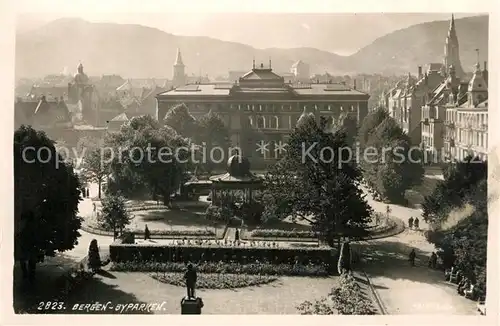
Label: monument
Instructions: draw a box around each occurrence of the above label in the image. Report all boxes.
[181,263,203,314]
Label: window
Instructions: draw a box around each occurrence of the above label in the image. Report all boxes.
[257,116,265,129]
[274,116,279,129]
[248,116,253,127]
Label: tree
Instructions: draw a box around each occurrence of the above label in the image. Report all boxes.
[422,156,487,225]
[334,112,358,148]
[357,107,389,149]
[195,110,231,173]
[361,116,424,202]
[79,136,108,199]
[14,125,82,281]
[105,115,190,206]
[425,178,487,290]
[163,103,197,139]
[263,117,372,248]
[99,194,131,238]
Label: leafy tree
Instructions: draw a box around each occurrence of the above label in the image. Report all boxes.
[99,194,131,238]
[334,112,358,148]
[424,157,488,292]
[79,136,108,199]
[422,156,487,225]
[361,116,424,202]
[425,178,487,291]
[194,110,231,173]
[105,115,190,206]
[263,117,372,248]
[14,125,82,281]
[357,107,389,149]
[163,103,198,139]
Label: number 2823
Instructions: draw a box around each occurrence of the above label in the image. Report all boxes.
[37,301,65,310]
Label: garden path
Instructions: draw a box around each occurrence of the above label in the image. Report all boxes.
[354,186,478,314]
[62,271,339,314]
[355,230,478,314]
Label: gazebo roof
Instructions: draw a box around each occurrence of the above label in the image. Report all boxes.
[209,155,263,185]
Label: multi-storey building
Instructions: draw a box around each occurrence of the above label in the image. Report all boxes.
[420,65,466,159]
[382,14,482,150]
[384,65,443,145]
[444,62,488,161]
[156,61,369,167]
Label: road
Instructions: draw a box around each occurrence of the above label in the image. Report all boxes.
[356,186,478,314]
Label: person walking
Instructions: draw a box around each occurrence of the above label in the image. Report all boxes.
[409,249,416,267]
[414,217,420,230]
[408,217,414,229]
[430,252,437,269]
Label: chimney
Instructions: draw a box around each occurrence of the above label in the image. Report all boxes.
[353,79,357,90]
[418,66,423,79]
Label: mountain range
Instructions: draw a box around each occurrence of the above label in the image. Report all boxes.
[15,15,488,79]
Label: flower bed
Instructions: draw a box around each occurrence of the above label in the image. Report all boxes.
[297,273,375,315]
[150,272,278,289]
[250,229,316,239]
[125,205,170,212]
[109,242,335,268]
[111,260,329,277]
[82,223,217,238]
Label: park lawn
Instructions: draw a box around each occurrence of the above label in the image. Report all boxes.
[129,208,219,232]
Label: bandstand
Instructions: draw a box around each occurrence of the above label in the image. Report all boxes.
[209,155,264,207]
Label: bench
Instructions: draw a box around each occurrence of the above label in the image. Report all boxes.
[464,285,476,300]
[449,270,462,284]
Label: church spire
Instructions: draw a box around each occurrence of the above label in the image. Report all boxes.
[174,48,184,66]
[443,13,464,78]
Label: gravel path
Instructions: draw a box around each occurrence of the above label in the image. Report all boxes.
[64,271,339,314]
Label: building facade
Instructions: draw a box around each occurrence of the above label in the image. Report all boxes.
[384,66,443,145]
[156,62,369,166]
[382,14,483,151]
[443,62,488,161]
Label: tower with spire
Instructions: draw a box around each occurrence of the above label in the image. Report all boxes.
[173,48,186,88]
[442,14,465,78]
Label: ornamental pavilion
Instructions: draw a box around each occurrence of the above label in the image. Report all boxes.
[209,155,264,206]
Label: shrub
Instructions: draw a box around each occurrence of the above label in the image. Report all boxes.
[151,272,278,289]
[297,273,375,315]
[240,202,264,225]
[205,205,231,222]
[111,260,329,277]
[120,231,135,244]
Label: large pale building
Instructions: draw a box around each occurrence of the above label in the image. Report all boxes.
[443,62,488,161]
[156,61,369,167]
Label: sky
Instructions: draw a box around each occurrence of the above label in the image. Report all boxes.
[14,0,485,55]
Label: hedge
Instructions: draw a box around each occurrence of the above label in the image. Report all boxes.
[109,242,337,268]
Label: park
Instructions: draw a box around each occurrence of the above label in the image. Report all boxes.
[13,107,488,315]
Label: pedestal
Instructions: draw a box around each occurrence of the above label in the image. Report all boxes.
[180,297,204,314]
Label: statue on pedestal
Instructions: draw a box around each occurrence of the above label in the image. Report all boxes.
[181,263,203,314]
[184,263,197,298]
